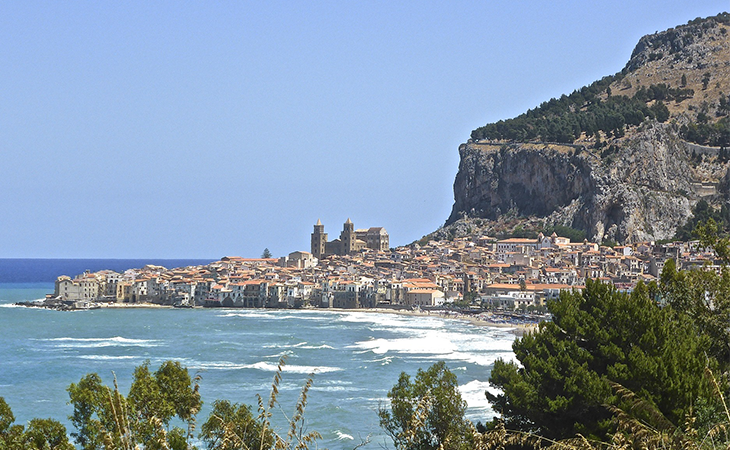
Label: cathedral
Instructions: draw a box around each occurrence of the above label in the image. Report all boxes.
[311,219,389,259]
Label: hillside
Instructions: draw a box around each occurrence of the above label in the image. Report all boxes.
[438,12,730,245]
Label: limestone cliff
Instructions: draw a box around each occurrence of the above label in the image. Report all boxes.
[443,13,730,244]
[447,123,705,243]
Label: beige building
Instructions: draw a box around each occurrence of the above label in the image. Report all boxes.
[405,289,445,307]
[55,276,83,300]
[54,274,101,301]
[280,251,317,269]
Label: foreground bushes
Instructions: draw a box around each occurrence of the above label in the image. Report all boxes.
[0,358,314,450]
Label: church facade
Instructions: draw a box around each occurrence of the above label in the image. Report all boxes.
[311,219,389,259]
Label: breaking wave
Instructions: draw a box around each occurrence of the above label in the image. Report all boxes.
[335,431,354,441]
[42,337,161,348]
[192,360,342,374]
[336,311,446,330]
[459,379,501,418]
[77,355,140,361]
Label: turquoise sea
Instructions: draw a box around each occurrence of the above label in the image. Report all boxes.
[0,260,517,448]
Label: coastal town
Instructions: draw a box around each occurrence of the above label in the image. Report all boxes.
[38,219,712,314]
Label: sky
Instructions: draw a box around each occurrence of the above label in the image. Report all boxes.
[1,1,728,259]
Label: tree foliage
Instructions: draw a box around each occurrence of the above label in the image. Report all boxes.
[541,225,586,242]
[0,397,74,450]
[660,257,730,367]
[663,218,730,369]
[379,361,473,450]
[469,52,730,149]
[23,418,76,450]
[470,75,697,145]
[67,360,201,450]
[200,400,273,450]
[67,373,114,450]
[680,117,730,147]
[488,279,714,440]
[3,357,320,450]
[673,200,730,241]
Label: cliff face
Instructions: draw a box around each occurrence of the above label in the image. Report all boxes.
[447,123,719,243]
[449,142,593,221]
[444,13,730,244]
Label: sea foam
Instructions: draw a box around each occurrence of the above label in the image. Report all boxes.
[459,379,495,413]
[43,336,161,348]
[411,350,517,367]
[77,355,139,361]
[337,311,446,330]
[192,360,342,374]
[335,431,354,441]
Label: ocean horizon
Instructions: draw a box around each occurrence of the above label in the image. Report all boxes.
[0,258,217,283]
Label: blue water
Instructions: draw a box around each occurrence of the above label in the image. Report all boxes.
[0,258,215,282]
[0,260,516,448]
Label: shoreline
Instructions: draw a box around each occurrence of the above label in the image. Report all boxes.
[103,303,543,335]
[18,300,542,335]
[98,302,173,309]
[334,307,541,335]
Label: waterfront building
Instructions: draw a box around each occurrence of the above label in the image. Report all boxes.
[54,272,102,302]
[405,289,445,307]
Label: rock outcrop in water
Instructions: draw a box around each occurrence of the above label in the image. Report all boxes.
[442,13,730,244]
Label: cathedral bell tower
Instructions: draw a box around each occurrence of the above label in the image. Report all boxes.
[340,218,355,255]
[311,219,327,259]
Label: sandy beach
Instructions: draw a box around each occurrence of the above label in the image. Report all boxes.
[98,302,173,309]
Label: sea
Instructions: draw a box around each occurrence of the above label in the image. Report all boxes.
[0,259,517,449]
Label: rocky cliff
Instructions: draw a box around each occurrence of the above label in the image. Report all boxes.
[442,13,730,244]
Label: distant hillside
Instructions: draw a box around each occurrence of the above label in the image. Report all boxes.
[437,12,730,245]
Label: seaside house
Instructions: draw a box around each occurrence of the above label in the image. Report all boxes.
[405,288,445,307]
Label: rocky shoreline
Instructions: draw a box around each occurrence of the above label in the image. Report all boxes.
[14,299,101,311]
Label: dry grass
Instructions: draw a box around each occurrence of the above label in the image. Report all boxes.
[611,22,730,125]
[203,355,322,450]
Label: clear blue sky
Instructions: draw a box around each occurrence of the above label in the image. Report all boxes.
[1,1,727,259]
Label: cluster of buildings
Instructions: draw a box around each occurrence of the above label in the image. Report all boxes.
[50,219,718,311]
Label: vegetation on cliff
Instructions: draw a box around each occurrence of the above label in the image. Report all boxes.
[471,78,676,144]
[673,199,730,240]
[470,77,730,147]
[681,117,730,147]
[470,13,730,147]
